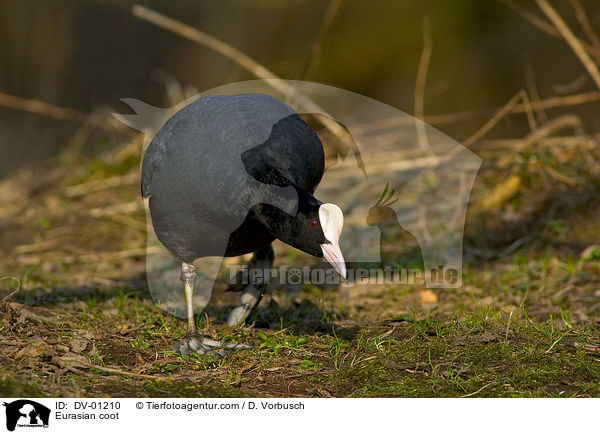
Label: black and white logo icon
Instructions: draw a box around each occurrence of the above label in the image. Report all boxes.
[3,400,50,432]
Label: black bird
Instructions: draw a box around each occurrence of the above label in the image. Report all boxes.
[141,94,346,355]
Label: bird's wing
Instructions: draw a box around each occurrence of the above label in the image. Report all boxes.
[141,115,184,198]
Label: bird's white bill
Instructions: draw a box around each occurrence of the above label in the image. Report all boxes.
[319,203,346,278]
[321,241,347,279]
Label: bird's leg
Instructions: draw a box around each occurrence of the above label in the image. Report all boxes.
[182,262,197,333]
[227,244,274,327]
[174,262,250,356]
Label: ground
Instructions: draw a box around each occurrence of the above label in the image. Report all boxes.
[1,133,600,398]
[1,275,600,397]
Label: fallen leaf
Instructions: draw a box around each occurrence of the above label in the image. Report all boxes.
[419,289,438,304]
[70,330,94,352]
[70,337,89,352]
[14,339,51,358]
[8,303,46,324]
[52,352,90,369]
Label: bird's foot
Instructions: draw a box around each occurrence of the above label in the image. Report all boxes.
[227,285,263,327]
[226,244,273,327]
[174,331,251,356]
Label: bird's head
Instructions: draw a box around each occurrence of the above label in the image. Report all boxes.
[261,189,346,278]
[367,182,399,227]
[367,207,398,227]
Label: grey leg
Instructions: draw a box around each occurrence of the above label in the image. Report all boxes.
[174,262,250,356]
[182,262,197,333]
[227,245,274,327]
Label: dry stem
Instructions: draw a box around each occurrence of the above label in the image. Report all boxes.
[535,0,600,91]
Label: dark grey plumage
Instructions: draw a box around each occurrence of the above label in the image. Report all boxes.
[141,94,324,263]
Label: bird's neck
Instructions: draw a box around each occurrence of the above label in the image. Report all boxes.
[253,185,319,234]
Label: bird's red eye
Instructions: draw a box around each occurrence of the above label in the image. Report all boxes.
[309,219,318,228]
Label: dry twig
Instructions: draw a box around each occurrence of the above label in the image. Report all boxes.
[64,173,139,197]
[524,57,550,124]
[518,89,537,131]
[569,0,600,49]
[0,91,118,131]
[535,0,600,91]
[303,0,343,80]
[511,114,582,152]
[463,92,521,147]
[461,383,492,397]
[75,361,171,380]
[415,19,434,155]
[498,0,600,61]
[131,4,359,171]
[355,90,600,132]
[0,276,21,303]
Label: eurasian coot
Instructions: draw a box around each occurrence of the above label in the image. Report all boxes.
[141,94,346,355]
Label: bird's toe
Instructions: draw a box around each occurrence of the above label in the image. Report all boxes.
[174,331,250,356]
[227,306,249,327]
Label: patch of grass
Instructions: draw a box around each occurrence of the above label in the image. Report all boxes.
[257,330,309,354]
[2,238,600,398]
[320,314,600,397]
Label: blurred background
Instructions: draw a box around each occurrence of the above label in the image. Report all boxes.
[2,0,600,398]
[2,0,600,176]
